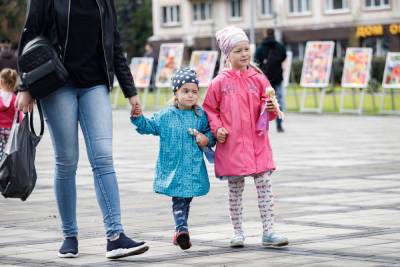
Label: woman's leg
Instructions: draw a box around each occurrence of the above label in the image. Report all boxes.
[253,172,274,235]
[77,85,123,239]
[228,177,245,235]
[40,86,79,238]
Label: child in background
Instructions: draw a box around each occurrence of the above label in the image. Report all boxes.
[0,68,18,159]
[131,67,215,250]
[203,26,289,248]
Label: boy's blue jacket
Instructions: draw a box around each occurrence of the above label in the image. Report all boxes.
[131,106,215,197]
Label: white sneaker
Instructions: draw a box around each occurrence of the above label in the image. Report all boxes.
[230,233,245,248]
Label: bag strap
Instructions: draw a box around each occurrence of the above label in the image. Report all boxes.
[28,102,44,138]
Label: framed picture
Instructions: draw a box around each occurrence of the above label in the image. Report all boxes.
[189,51,218,87]
[300,41,335,88]
[155,43,184,88]
[341,48,372,88]
[282,51,293,88]
[130,57,154,88]
[383,52,400,89]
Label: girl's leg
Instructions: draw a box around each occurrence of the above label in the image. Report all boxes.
[228,178,245,235]
[172,197,192,232]
[40,86,79,238]
[253,172,274,235]
[77,85,123,239]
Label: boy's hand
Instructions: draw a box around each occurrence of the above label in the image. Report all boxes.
[131,103,142,118]
[216,127,229,143]
[188,128,210,147]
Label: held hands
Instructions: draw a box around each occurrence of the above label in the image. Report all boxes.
[15,91,34,113]
[188,128,209,148]
[129,96,142,117]
[216,127,229,143]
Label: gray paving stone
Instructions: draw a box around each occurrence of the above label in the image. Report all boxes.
[1,112,400,266]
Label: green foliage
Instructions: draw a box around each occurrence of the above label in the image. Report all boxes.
[0,0,26,44]
[114,0,153,58]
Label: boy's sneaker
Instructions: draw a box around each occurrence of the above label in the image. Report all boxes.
[106,233,149,259]
[173,231,192,250]
[58,237,79,258]
[230,232,245,248]
[262,232,289,247]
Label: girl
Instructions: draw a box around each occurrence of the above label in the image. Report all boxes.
[0,68,18,159]
[131,68,215,250]
[203,26,289,248]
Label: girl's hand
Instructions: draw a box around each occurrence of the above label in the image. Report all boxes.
[216,127,229,143]
[15,91,34,113]
[188,128,210,147]
[266,99,276,112]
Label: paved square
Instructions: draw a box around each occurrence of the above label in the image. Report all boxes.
[1,111,399,266]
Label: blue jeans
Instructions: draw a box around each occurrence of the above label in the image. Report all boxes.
[40,84,123,239]
[172,197,192,232]
[274,83,285,128]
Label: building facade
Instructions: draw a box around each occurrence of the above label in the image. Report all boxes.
[150,0,400,59]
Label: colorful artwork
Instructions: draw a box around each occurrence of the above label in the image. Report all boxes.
[130,57,154,88]
[155,43,184,87]
[341,48,372,88]
[383,52,400,89]
[189,51,218,87]
[282,51,293,87]
[300,41,335,88]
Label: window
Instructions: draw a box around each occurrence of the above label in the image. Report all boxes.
[230,0,242,19]
[162,5,181,26]
[364,0,390,8]
[325,0,349,12]
[193,2,213,22]
[289,0,311,14]
[260,0,273,16]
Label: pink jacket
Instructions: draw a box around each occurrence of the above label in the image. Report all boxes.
[203,67,277,177]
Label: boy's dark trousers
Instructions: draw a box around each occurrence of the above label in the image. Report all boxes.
[172,197,193,232]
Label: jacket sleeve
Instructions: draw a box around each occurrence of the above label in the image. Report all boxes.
[198,111,216,147]
[259,76,278,121]
[17,0,52,73]
[110,0,137,98]
[130,113,161,136]
[202,81,223,137]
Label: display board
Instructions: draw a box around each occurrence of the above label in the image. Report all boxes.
[155,43,184,87]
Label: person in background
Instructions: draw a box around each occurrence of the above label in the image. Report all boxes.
[254,29,287,133]
[143,43,158,91]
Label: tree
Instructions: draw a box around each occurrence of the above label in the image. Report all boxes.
[114,0,153,58]
[0,0,26,44]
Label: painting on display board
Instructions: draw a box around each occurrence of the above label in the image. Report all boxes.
[341,48,372,88]
[282,51,293,87]
[130,57,154,88]
[382,52,400,89]
[189,51,218,87]
[300,41,335,88]
[155,43,184,88]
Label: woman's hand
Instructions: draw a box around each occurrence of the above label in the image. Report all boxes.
[15,91,34,113]
[131,103,142,118]
[128,95,141,117]
[216,127,229,143]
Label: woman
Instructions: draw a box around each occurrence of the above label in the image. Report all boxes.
[16,0,148,259]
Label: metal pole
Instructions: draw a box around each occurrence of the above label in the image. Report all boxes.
[249,0,256,45]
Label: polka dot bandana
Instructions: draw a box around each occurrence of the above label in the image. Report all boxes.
[171,67,199,92]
